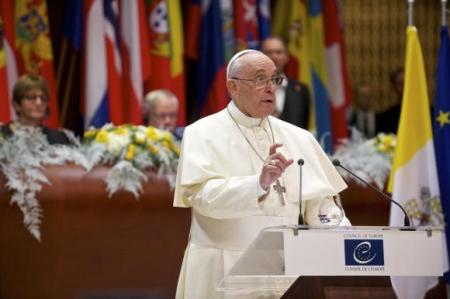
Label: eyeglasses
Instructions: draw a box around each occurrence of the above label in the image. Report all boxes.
[151,112,178,120]
[23,94,48,102]
[231,76,284,88]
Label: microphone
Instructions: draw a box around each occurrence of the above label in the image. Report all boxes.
[332,159,411,227]
[297,159,305,225]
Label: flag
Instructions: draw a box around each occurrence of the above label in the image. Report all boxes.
[271,0,289,38]
[184,0,201,60]
[323,0,351,145]
[220,0,235,62]
[84,0,130,128]
[433,26,450,283]
[0,12,12,123]
[83,0,109,128]
[58,0,83,130]
[233,0,259,50]
[257,0,271,42]
[147,0,186,125]
[14,0,60,128]
[272,0,314,129]
[196,0,228,116]
[103,0,123,125]
[62,1,83,52]
[120,0,150,124]
[308,0,333,153]
[387,26,442,299]
[0,0,18,123]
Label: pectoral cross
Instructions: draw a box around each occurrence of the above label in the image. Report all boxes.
[273,179,286,205]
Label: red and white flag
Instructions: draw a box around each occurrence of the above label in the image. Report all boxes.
[120,0,150,124]
[323,0,352,144]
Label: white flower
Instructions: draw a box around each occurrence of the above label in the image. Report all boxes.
[106,133,128,155]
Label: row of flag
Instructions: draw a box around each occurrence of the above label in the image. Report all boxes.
[0,0,352,153]
[184,0,274,119]
[0,0,184,129]
[0,0,271,129]
[272,0,352,152]
[387,21,450,299]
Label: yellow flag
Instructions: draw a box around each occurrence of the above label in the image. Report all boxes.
[387,26,442,299]
[272,0,314,129]
[388,26,434,192]
[167,0,183,77]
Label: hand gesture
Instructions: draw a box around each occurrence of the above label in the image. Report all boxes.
[259,143,293,190]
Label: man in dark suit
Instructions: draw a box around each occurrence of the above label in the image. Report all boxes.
[376,67,404,134]
[261,37,310,129]
[349,81,378,138]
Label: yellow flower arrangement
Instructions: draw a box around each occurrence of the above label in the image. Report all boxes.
[83,123,180,169]
[82,123,180,199]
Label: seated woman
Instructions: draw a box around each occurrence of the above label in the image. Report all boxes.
[0,74,72,145]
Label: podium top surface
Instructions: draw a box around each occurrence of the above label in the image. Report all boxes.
[218,224,445,293]
[264,225,444,233]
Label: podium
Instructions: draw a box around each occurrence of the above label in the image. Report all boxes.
[218,225,445,298]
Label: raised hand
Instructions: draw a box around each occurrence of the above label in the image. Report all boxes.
[259,143,294,190]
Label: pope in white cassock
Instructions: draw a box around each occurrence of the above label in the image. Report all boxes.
[173,49,351,299]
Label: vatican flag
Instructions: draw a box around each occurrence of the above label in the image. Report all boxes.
[387,26,443,299]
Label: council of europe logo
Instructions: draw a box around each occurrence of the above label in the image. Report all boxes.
[344,239,385,266]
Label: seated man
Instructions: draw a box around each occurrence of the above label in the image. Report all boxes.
[174,49,350,299]
[349,81,377,138]
[143,89,183,140]
[0,74,72,145]
[376,67,403,134]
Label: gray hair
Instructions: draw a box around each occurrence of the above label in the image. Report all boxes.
[226,49,261,79]
[143,89,178,123]
[144,89,178,110]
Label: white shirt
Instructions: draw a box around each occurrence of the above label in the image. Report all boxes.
[274,74,289,114]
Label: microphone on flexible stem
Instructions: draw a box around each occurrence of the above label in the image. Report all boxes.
[332,159,411,227]
[297,159,305,225]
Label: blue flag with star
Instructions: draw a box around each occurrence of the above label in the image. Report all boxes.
[433,26,450,282]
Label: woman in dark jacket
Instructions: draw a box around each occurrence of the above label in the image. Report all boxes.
[1,74,72,145]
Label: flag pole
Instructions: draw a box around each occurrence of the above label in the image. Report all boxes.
[408,0,414,27]
[442,0,447,27]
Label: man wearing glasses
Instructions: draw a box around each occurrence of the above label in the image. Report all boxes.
[174,50,349,299]
[143,89,184,140]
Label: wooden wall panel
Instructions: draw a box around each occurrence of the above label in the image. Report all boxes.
[342,0,443,111]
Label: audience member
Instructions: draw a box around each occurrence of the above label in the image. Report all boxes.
[376,67,403,134]
[0,74,72,145]
[261,37,310,129]
[143,89,183,140]
[349,82,377,138]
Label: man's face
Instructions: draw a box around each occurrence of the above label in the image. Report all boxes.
[149,97,178,132]
[16,87,48,125]
[228,54,278,118]
[355,84,373,111]
[261,38,288,73]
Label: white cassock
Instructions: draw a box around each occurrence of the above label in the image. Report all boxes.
[174,101,350,299]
